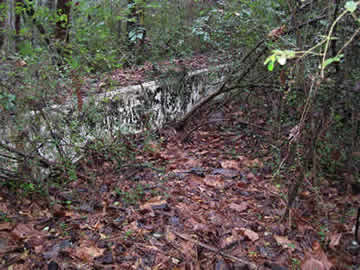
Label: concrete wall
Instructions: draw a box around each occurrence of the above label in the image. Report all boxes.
[0,65,226,180]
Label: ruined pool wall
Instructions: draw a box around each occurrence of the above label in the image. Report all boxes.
[0,65,227,179]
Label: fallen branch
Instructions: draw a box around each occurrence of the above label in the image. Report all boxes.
[0,141,54,169]
[172,14,327,131]
[173,42,268,132]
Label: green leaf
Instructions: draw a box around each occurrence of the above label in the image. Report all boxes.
[267,61,274,71]
[264,54,275,65]
[322,54,343,69]
[264,54,277,71]
[345,1,358,13]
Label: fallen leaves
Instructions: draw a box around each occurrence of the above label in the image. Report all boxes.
[301,241,333,270]
[267,25,286,40]
[329,233,342,250]
[221,160,241,170]
[73,240,105,262]
[140,196,168,211]
[0,95,358,269]
[274,235,296,251]
[241,228,259,242]
[203,175,225,189]
[229,202,249,212]
[11,223,47,241]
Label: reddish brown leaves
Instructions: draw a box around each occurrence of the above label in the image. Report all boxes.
[1,96,359,269]
[301,242,333,270]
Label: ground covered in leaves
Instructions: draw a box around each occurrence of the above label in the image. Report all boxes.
[0,55,360,269]
[1,100,360,270]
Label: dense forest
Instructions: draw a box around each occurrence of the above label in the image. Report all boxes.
[0,0,360,269]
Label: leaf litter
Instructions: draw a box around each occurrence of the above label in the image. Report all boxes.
[0,98,360,269]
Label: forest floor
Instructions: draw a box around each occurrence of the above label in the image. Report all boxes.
[0,58,360,269]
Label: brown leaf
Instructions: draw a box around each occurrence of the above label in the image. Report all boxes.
[274,235,296,251]
[301,252,326,270]
[0,202,8,212]
[243,158,263,168]
[267,25,285,40]
[311,241,333,270]
[246,172,256,181]
[329,233,342,250]
[183,158,202,168]
[181,240,197,260]
[221,160,241,170]
[241,228,259,242]
[186,217,209,232]
[73,240,104,262]
[165,230,176,242]
[203,175,224,189]
[165,225,176,242]
[11,223,41,240]
[0,222,12,231]
[220,231,241,249]
[229,202,248,212]
[140,198,167,211]
[16,59,27,67]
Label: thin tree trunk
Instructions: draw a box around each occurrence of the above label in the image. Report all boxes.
[15,0,50,51]
[15,0,21,50]
[47,0,55,10]
[127,0,146,57]
[0,0,5,49]
[127,0,136,49]
[55,0,71,42]
[55,0,71,60]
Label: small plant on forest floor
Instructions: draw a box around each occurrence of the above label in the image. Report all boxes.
[115,183,164,206]
[290,257,301,270]
[318,225,329,243]
[115,184,146,206]
[124,230,134,239]
[59,222,69,236]
[0,212,10,222]
[64,200,73,209]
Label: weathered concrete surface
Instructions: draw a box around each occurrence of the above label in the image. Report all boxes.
[0,65,227,179]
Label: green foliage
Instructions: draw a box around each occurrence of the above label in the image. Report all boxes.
[345,1,358,13]
[0,211,10,222]
[70,4,124,72]
[115,184,147,206]
[260,0,360,187]
[0,92,16,111]
[264,50,296,71]
[1,0,359,199]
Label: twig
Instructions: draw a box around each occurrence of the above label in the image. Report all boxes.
[172,230,258,270]
[173,14,327,131]
[174,41,267,132]
[0,141,53,168]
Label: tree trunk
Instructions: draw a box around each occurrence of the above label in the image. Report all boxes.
[126,0,146,61]
[0,0,5,49]
[55,0,71,60]
[47,0,55,10]
[127,0,136,48]
[15,0,50,51]
[14,0,21,50]
[55,0,71,42]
